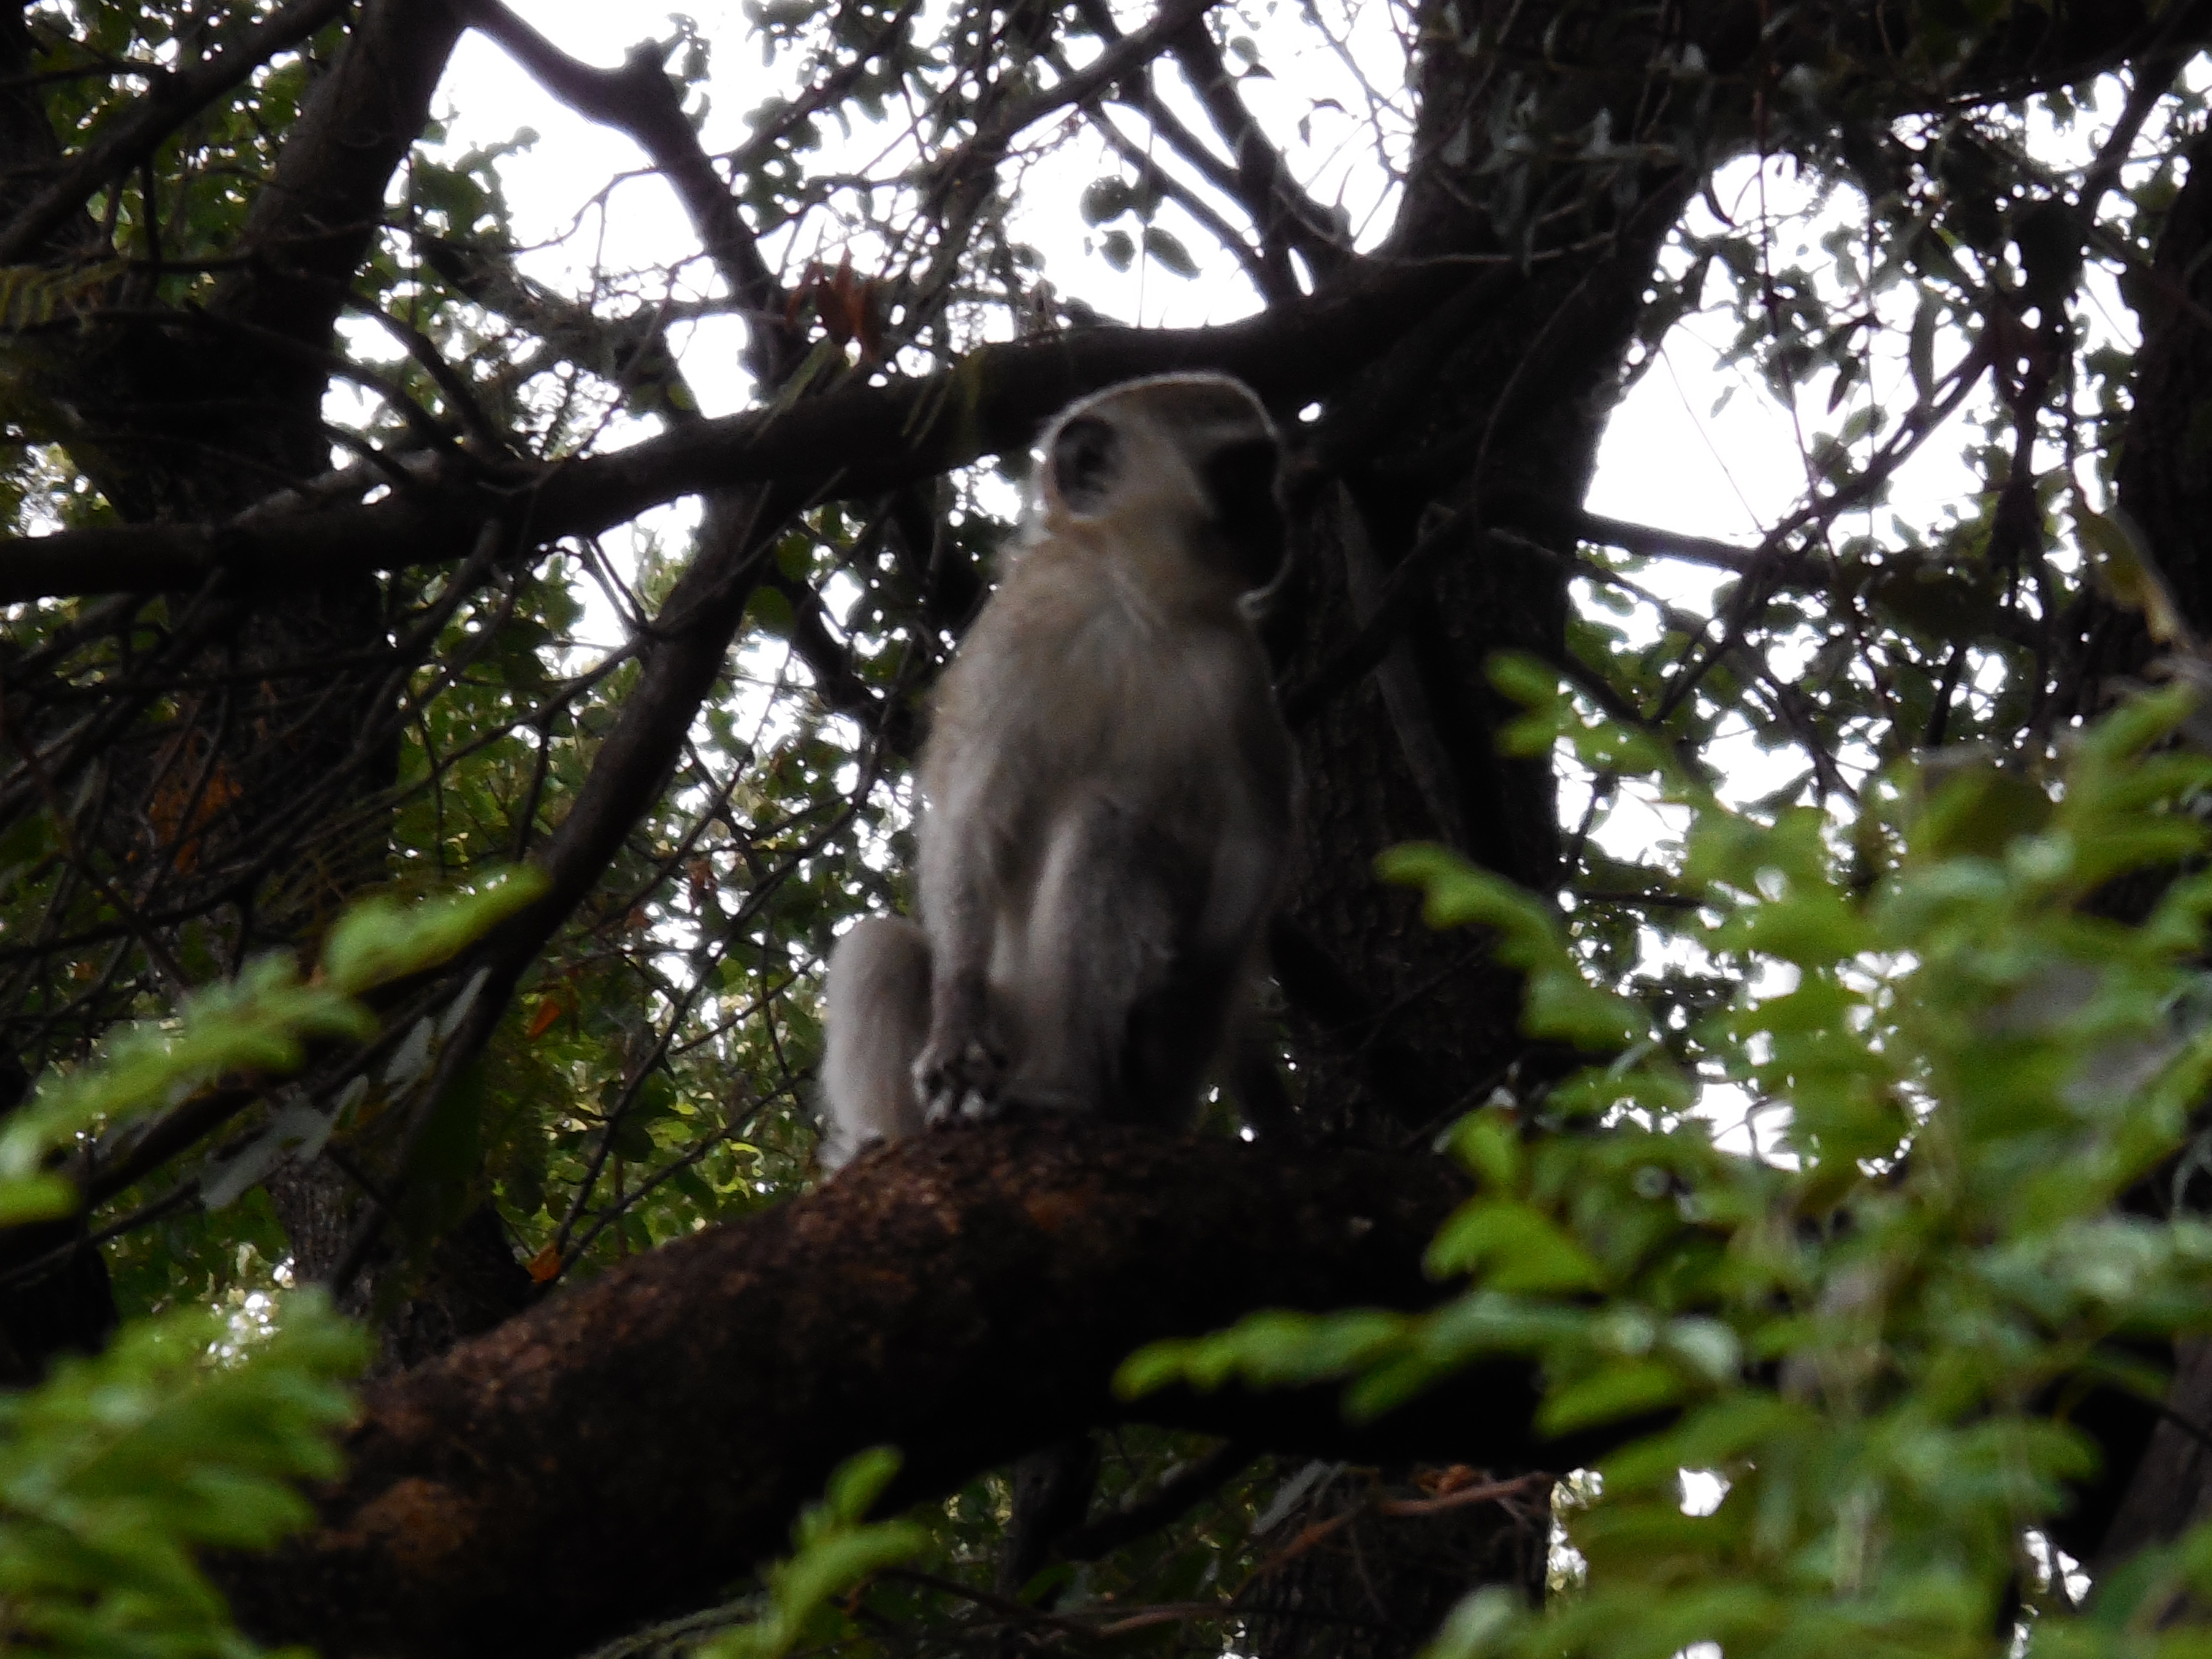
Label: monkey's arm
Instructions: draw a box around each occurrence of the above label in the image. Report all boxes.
[913,757,1014,1118]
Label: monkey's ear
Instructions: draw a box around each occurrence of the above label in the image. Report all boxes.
[1047,414,1120,516]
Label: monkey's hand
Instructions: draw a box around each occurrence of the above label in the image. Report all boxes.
[913,1023,1007,1125]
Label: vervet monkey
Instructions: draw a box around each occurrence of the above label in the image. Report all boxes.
[819,372,1297,1169]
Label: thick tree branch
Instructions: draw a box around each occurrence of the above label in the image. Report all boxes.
[207,0,466,356]
[323,480,785,1293]
[34,486,782,1282]
[0,255,1492,603]
[216,1118,1554,1659]
[0,13,101,253]
[0,0,353,266]
[9,0,2190,603]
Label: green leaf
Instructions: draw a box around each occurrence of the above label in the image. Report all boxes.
[1379,844,1561,962]
[320,869,548,994]
[0,1293,366,1657]
[701,1450,926,1659]
[1426,1586,1522,1659]
[1116,1309,1407,1399]
[1908,290,1939,401]
[1141,225,1199,277]
[1425,1198,1605,1291]
[1539,1358,1685,1435]
[1079,176,1133,225]
[1446,1108,1523,1191]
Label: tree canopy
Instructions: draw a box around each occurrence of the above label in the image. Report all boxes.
[10,1,2212,1657]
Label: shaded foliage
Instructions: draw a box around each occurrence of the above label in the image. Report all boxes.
[7,0,2212,1655]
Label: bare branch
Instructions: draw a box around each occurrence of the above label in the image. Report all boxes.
[1168,16,1352,284]
[207,0,467,356]
[459,0,796,380]
[924,0,1218,200]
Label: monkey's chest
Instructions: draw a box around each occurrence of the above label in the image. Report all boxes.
[1027,629,1257,775]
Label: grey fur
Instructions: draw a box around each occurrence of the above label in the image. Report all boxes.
[818,373,1297,1169]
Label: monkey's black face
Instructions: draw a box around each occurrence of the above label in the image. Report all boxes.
[1200,433,1286,591]
[1041,374,1286,595]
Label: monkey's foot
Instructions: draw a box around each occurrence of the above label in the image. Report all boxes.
[914,1036,1007,1126]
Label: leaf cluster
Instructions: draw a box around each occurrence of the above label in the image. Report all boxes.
[0,877,544,1658]
[1128,671,2212,1659]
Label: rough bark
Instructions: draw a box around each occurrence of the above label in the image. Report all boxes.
[2049,131,2212,1575]
[2090,1338,2212,1582]
[211,0,468,362]
[212,1117,1569,1659]
[1273,190,1687,1143]
[2099,128,2212,696]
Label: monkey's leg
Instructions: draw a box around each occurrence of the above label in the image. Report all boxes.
[912,958,1008,1125]
[819,916,931,1170]
[1120,825,1286,1127]
[1014,799,1195,1118]
[1118,953,1248,1129]
[912,805,1010,1123]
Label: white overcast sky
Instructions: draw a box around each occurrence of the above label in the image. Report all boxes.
[421,6,2148,807]
[413,8,2164,1162]
[425,2,2116,596]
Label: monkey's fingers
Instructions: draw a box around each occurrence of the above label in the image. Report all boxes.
[914,1037,1007,1125]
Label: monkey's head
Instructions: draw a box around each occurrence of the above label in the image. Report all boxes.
[1034,373,1286,594]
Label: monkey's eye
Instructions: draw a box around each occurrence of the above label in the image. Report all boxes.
[1049,415,1120,514]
